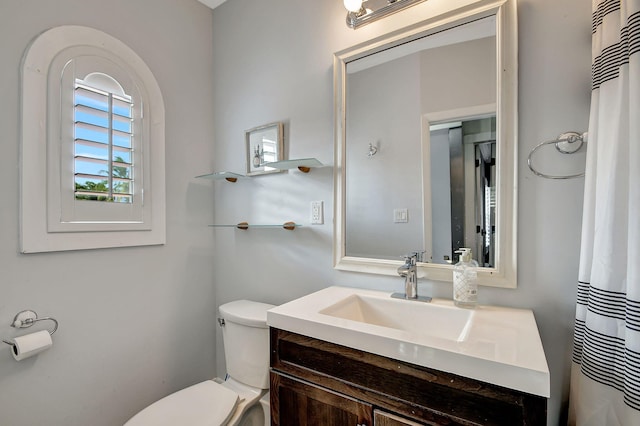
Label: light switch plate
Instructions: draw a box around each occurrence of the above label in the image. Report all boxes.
[393,208,408,223]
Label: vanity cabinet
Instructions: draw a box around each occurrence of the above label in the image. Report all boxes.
[270,328,546,426]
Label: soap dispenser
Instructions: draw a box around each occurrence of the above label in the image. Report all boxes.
[453,248,478,308]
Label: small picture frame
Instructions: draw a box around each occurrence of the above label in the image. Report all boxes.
[245,122,284,176]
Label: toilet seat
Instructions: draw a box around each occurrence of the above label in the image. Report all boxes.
[124,380,239,426]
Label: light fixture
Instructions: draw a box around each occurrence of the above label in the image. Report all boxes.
[343,0,364,12]
[343,0,429,29]
[344,0,369,28]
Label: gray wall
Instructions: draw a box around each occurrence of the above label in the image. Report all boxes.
[0,1,217,425]
[421,36,497,114]
[346,53,423,259]
[211,1,591,425]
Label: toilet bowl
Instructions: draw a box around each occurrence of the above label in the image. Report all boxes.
[124,300,275,426]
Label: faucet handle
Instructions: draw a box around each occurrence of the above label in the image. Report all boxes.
[399,255,414,268]
[401,251,425,263]
[397,253,413,276]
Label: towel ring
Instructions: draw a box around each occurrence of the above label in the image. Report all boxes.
[2,310,59,346]
[527,131,587,179]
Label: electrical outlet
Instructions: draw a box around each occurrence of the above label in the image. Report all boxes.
[311,201,324,225]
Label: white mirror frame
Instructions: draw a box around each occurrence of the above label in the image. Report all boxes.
[333,0,517,288]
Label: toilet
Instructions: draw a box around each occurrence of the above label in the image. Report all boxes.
[124,300,275,426]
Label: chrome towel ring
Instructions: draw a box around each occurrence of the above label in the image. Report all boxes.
[527,131,587,179]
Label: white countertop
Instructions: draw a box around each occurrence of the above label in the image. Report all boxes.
[267,286,550,397]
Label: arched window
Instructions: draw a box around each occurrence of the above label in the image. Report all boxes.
[21,26,166,252]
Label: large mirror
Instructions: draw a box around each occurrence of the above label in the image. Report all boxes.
[334,0,517,287]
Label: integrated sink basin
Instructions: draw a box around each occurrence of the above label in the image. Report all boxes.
[319,294,473,342]
[267,286,550,398]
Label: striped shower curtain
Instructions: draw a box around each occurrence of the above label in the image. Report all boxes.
[569,0,640,424]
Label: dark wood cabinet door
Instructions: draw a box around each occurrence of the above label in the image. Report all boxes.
[271,372,373,426]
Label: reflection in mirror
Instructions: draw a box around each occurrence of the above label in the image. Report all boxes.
[427,116,496,267]
[334,0,517,287]
[345,16,496,264]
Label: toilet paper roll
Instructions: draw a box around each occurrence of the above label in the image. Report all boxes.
[10,330,53,361]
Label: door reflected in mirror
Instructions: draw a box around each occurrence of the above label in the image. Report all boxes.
[427,116,495,267]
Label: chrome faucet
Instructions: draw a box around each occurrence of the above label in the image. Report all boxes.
[398,253,418,298]
[392,252,432,302]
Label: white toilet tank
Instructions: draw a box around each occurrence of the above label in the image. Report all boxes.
[219,300,275,390]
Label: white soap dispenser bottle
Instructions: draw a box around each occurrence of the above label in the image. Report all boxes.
[453,248,478,308]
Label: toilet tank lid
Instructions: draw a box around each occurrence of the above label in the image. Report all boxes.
[219,300,275,328]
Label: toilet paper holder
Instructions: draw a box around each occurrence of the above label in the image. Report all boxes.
[2,310,59,346]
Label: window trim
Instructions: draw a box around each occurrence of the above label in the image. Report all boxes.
[20,26,166,253]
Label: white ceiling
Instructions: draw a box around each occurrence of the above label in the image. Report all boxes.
[196,0,228,10]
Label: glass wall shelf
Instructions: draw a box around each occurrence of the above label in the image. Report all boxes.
[263,158,323,173]
[209,221,301,230]
[195,171,245,182]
